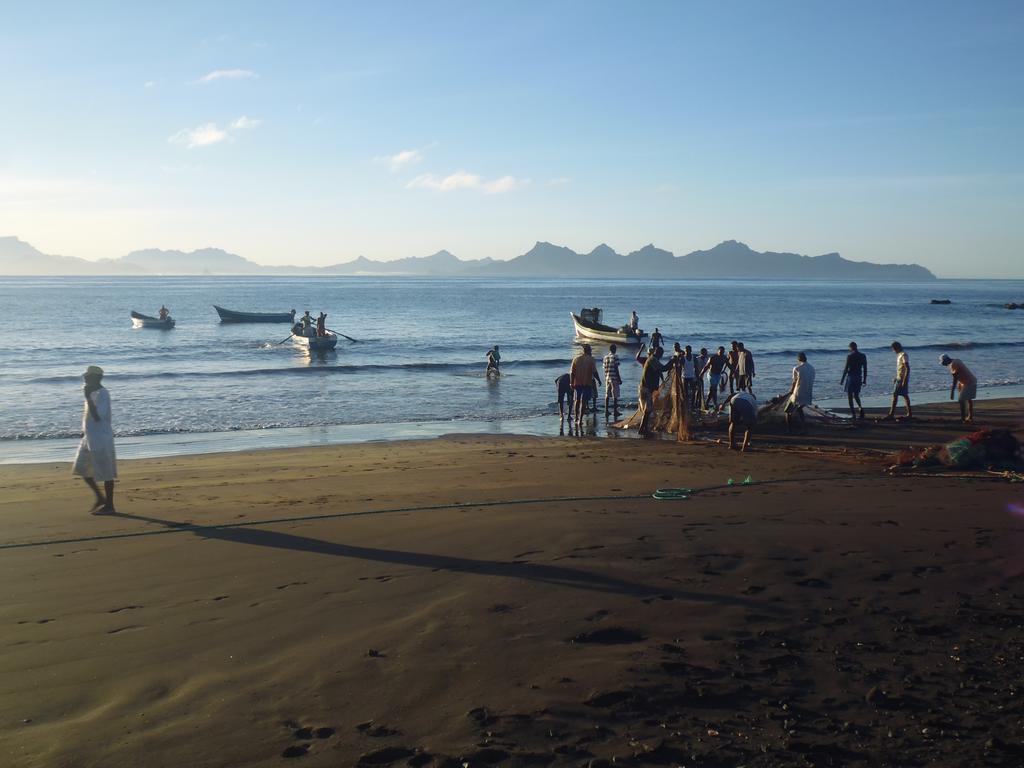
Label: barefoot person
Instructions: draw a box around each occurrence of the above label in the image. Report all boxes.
[635,343,671,436]
[940,354,977,422]
[884,341,912,420]
[736,342,755,394]
[603,343,622,419]
[840,341,868,420]
[727,340,740,394]
[701,346,728,410]
[784,352,815,434]
[555,372,574,423]
[720,390,758,452]
[72,366,117,514]
[570,344,600,426]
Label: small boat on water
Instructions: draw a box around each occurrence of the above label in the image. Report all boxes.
[291,328,338,352]
[215,305,296,323]
[131,310,175,329]
[570,307,646,345]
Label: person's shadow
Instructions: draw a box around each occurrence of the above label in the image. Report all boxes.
[110,510,775,609]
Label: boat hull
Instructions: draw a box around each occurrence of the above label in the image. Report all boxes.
[215,305,296,323]
[130,311,175,329]
[292,333,338,351]
[570,313,645,345]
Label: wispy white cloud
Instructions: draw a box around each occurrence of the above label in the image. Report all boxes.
[547,176,570,186]
[196,68,258,83]
[231,115,261,130]
[144,80,157,89]
[169,123,230,148]
[406,171,529,195]
[168,116,260,149]
[378,148,424,173]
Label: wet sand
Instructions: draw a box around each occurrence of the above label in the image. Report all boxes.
[1,399,1022,767]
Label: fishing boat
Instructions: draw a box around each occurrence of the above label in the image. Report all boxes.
[130,310,175,329]
[291,330,338,352]
[214,305,296,323]
[570,308,645,345]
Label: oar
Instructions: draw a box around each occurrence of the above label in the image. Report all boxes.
[275,333,295,345]
[326,327,359,343]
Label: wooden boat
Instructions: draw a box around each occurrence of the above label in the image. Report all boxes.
[215,305,296,323]
[570,308,646,345]
[291,330,338,352]
[131,310,175,329]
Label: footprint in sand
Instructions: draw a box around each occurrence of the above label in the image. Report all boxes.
[795,578,830,588]
[355,720,401,737]
[357,747,417,765]
[570,627,645,645]
[108,625,146,634]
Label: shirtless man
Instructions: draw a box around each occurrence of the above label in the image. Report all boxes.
[635,343,671,436]
[570,345,600,425]
[727,341,740,394]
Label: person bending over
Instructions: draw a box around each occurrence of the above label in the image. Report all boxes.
[940,354,976,423]
[720,390,758,452]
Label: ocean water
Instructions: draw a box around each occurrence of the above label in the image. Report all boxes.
[0,276,1021,461]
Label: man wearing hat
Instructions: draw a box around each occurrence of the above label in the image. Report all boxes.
[72,365,117,514]
[940,354,977,423]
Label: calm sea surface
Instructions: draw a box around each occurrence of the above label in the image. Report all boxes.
[1,277,1021,461]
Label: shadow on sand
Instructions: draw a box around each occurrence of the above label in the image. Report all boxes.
[112,510,778,610]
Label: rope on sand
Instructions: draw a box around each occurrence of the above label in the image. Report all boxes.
[0,471,994,552]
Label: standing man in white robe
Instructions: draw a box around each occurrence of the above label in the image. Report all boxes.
[73,365,117,514]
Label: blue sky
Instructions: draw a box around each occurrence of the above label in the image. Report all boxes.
[1,1,1021,276]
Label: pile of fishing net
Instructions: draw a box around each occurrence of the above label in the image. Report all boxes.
[894,428,1022,470]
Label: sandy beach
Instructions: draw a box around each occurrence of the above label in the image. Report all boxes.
[2,399,1023,767]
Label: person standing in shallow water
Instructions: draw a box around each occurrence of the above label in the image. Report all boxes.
[486,345,501,377]
[603,343,622,419]
[72,366,117,514]
[840,341,868,420]
[570,344,600,425]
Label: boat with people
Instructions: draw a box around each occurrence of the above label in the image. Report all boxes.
[130,310,175,329]
[214,305,296,323]
[290,329,338,352]
[570,307,646,345]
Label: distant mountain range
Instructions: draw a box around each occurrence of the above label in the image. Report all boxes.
[0,236,936,280]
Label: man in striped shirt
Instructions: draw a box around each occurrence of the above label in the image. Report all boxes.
[603,343,622,419]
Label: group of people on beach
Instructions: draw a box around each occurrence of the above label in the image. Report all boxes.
[73,333,980,513]
[552,335,981,450]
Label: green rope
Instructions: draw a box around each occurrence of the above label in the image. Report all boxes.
[0,475,865,552]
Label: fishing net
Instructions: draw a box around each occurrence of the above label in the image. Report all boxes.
[894,428,1022,470]
[613,365,690,441]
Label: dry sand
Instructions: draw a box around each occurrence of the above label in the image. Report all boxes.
[2,399,1022,767]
